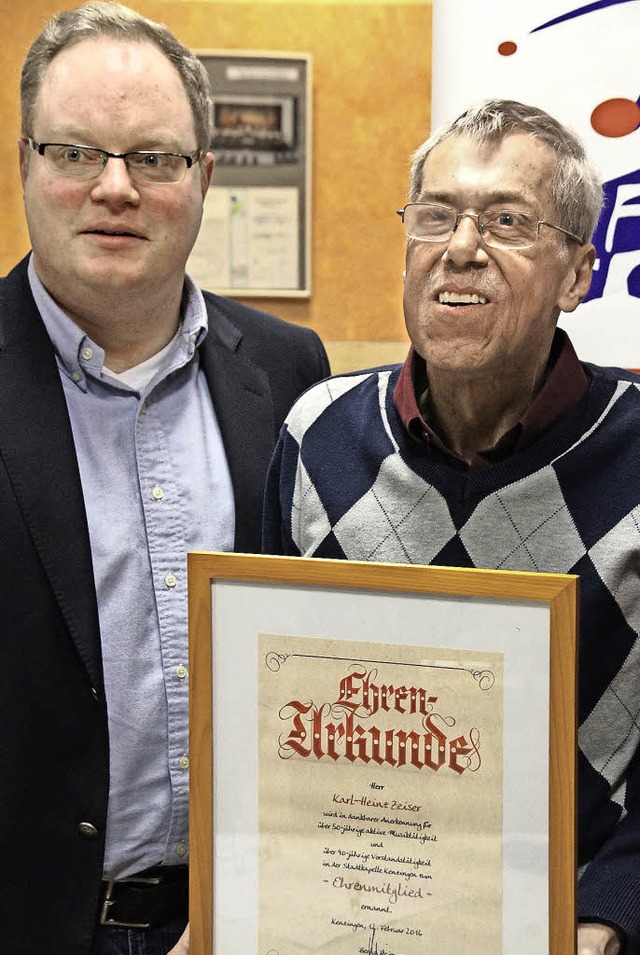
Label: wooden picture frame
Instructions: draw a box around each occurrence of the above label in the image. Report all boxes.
[188,553,578,955]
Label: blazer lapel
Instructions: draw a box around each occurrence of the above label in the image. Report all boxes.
[0,261,103,688]
[200,302,276,553]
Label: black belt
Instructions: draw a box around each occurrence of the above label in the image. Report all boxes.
[99,865,189,929]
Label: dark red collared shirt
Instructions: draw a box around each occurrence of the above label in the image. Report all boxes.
[392,329,590,470]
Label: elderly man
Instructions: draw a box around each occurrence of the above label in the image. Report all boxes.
[1,3,328,954]
[264,100,640,955]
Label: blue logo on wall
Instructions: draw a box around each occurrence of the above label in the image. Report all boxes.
[587,168,640,301]
[531,0,639,32]
[527,1,640,302]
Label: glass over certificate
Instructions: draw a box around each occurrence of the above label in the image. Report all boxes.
[187,553,578,955]
[259,633,503,954]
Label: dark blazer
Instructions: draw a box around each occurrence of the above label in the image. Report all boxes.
[0,256,329,955]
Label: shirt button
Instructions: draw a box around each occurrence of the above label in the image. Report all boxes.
[72,371,82,382]
[78,822,98,839]
[140,402,148,415]
[151,486,165,501]
[175,664,187,679]
[81,346,94,361]
[165,573,177,588]
[179,755,189,771]
[176,842,187,857]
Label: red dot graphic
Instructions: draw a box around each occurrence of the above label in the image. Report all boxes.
[498,41,518,56]
[591,98,640,138]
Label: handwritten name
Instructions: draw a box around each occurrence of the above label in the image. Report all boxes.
[332,793,421,811]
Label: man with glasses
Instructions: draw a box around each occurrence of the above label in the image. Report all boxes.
[0,4,328,954]
[264,100,640,954]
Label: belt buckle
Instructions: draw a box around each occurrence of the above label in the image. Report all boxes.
[99,874,162,928]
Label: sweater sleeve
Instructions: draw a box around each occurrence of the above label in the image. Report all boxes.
[262,424,302,556]
[578,810,640,950]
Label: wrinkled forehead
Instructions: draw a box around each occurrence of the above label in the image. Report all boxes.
[419,133,558,212]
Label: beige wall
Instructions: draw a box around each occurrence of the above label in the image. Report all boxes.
[1,0,431,370]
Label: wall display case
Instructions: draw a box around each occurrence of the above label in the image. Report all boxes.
[188,52,311,297]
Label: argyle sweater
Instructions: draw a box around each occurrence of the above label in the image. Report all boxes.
[264,361,640,948]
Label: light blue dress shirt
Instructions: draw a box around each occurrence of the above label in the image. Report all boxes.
[29,257,234,879]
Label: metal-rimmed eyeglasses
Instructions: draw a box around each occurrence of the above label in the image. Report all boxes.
[396,202,583,250]
[24,138,202,185]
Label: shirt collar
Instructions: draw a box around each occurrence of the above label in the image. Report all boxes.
[393,328,590,469]
[28,255,208,393]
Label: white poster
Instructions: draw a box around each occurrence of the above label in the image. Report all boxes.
[431,0,640,366]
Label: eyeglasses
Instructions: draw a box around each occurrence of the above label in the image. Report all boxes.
[396,202,583,250]
[24,138,201,184]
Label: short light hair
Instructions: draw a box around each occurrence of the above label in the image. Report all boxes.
[21,1,212,152]
[409,99,603,245]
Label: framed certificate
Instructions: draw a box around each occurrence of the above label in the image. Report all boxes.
[188,553,578,955]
